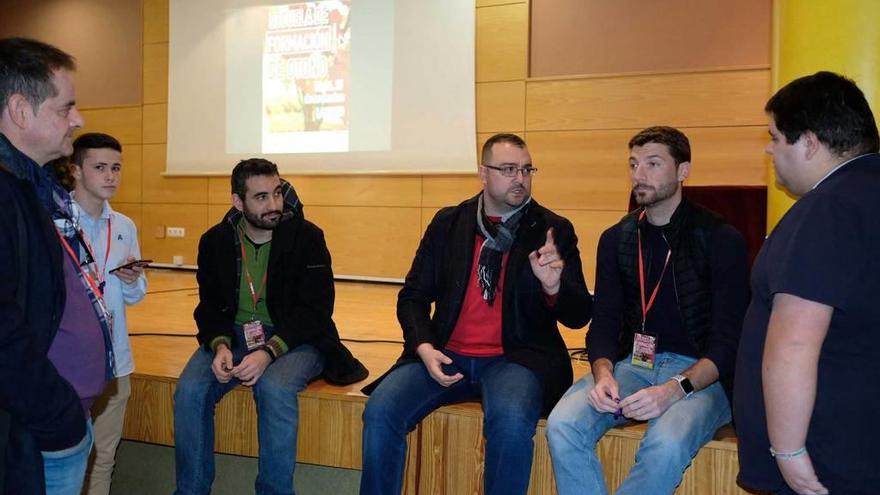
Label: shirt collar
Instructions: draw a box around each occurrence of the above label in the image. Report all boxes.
[71,191,113,223]
[812,153,877,189]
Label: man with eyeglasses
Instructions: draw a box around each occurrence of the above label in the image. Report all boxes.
[360,133,593,495]
[546,126,749,495]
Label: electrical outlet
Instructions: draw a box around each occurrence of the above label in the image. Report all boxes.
[166,227,185,238]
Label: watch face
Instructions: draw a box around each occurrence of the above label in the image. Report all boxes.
[680,377,695,395]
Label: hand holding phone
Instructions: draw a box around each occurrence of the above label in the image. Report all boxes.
[109,259,152,274]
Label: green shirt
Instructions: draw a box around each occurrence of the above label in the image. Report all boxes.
[234,229,274,327]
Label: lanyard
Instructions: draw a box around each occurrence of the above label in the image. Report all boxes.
[637,212,671,330]
[238,229,268,311]
[55,227,113,333]
[80,218,112,289]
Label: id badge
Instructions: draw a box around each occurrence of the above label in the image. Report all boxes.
[243,320,266,351]
[631,332,657,369]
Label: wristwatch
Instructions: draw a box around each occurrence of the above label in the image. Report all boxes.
[671,374,694,398]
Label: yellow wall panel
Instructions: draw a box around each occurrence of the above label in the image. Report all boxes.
[143,43,169,104]
[141,203,208,264]
[556,209,628,288]
[142,103,167,144]
[307,206,422,279]
[142,144,208,204]
[526,130,633,211]
[79,106,143,145]
[115,144,143,203]
[526,69,770,131]
[421,175,480,208]
[285,175,423,208]
[477,81,526,133]
[476,3,529,81]
[144,0,169,44]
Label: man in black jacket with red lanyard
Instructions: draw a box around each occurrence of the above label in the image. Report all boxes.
[547,126,749,495]
[173,158,367,495]
[360,133,593,495]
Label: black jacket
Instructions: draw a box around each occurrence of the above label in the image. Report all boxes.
[587,199,749,394]
[363,195,593,413]
[193,189,367,385]
[0,164,85,495]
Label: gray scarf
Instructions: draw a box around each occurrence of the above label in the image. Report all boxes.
[476,194,530,304]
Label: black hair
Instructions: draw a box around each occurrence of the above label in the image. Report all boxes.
[766,71,879,157]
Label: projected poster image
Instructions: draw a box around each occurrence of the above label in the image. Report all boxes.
[262,1,350,153]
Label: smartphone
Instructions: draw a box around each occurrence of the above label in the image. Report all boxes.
[108,259,152,273]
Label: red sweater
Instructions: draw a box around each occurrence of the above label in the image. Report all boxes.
[445,235,507,356]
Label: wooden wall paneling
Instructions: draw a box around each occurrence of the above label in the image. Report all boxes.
[285,175,422,208]
[123,376,175,446]
[208,204,230,226]
[476,81,526,135]
[477,81,527,133]
[597,432,640,491]
[306,206,422,279]
[111,202,143,247]
[683,126,768,185]
[421,175,480,208]
[476,3,529,82]
[115,144,143,203]
[526,130,632,211]
[529,0,770,77]
[418,407,485,494]
[711,449,751,495]
[296,394,419,479]
[419,207,441,240]
[143,103,168,144]
[208,177,232,205]
[141,144,208,204]
[141,203,209,264]
[477,0,527,7]
[143,43,169,104]
[144,0,169,44]
[556,209,628,287]
[297,396,365,468]
[526,69,770,131]
[78,106,143,145]
[529,425,558,495]
[214,387,259,457]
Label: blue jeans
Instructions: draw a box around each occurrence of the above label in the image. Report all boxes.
[173,342,324,495]
[42,419,93,495]
[360,351,544,495]
[546,353,730,495]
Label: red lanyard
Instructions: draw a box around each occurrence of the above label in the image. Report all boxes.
[56,228,105,300]
[637,212,671,330]
[238,229,268,310]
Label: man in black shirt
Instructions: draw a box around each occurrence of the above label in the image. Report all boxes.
[735,72,880,495]
[547,126,750,495]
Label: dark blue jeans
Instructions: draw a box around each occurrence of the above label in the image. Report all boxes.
[360,351,544,495]
[172,341,324,495]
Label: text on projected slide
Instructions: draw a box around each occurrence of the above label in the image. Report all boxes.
[263,1,351,153]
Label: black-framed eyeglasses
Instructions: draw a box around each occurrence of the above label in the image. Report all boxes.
[482,164,539,177]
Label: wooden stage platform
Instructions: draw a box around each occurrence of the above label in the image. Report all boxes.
[122,269,745,494]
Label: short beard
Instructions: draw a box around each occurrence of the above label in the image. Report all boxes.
[633,180,679,207]
[242,207,281,231]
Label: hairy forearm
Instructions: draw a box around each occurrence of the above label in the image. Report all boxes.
[679,358,719,391]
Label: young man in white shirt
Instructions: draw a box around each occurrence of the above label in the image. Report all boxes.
[69,132,147,495]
